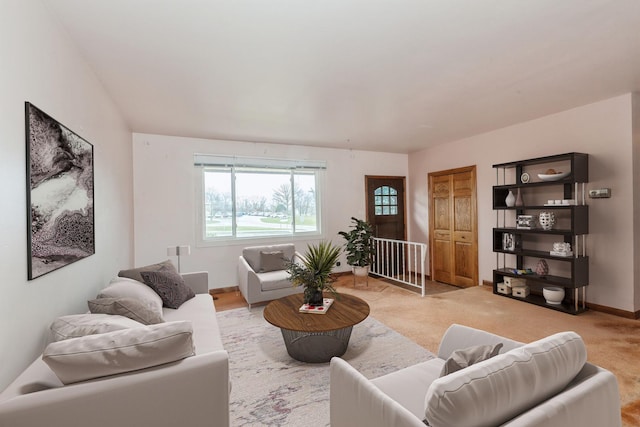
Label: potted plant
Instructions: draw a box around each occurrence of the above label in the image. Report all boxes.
[286,241,341,306]
[338,217,376,277]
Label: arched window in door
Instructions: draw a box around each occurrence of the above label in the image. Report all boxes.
[374,186,398,215]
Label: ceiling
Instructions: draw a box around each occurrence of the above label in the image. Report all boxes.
[43,0,640,154]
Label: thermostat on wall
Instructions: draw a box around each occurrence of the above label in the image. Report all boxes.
[589,188,611,198]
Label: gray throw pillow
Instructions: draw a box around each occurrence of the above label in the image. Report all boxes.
[140,269,195,309]
[440,343,504,377]
[118,259,176,283]
[259,250,286,272]
[88,297,165,325]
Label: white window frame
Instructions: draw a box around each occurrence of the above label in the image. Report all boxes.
[194,154,326,247]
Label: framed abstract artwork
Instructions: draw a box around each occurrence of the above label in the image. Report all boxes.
[25,102,95,280]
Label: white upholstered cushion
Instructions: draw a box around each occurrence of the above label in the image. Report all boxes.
[97,277,164,319]
[424,331,587,427]
[42,320,195,384]
[49,314,144,342]
[371,358,444,419]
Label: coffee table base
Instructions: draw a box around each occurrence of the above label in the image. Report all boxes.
[280,326,353,363]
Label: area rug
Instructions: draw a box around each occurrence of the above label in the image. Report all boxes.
[218,307,435,426]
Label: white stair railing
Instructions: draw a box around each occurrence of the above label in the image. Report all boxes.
[370,237,427,296]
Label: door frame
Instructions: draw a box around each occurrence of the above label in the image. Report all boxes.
[428,165,478,286]
[365,175,407,241]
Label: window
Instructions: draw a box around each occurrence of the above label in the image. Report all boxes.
[374,186,398,215]
[195,155,324,242]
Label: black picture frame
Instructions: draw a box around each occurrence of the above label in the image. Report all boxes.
[25,102,95,280]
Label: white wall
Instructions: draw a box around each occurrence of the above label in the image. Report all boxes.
[132,133,409,289]
[409,94,636,312]
[0,1,133,389]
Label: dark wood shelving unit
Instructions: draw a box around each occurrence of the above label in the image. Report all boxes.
[492,152,589,315]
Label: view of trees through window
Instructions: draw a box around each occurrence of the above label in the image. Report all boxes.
[203,168,318,239]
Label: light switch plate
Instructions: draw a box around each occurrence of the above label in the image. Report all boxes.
[589,188,611,198]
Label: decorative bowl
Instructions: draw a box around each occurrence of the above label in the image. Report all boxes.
[537,171,570,181]
[543,286,565,305]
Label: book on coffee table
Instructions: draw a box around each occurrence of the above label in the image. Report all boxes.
[299,298,334,314]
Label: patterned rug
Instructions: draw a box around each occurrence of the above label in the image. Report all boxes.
[217,306,435,427]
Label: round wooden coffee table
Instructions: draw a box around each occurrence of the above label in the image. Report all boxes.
[263,293,370,363]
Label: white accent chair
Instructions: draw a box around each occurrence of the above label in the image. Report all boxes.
[330,324,621,427]
[237,243,303,308]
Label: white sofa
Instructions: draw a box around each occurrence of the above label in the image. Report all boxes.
[0,271,230,427]
[237,243,303,307]
[331,324,621,427]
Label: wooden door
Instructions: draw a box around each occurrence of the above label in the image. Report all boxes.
[429,166,478,287]
[366,176,406,276]
[365,176,406,241]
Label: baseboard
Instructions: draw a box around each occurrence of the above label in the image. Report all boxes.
[586,301,639,319]
[481,279,638,319]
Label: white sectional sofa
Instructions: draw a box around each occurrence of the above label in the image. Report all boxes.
[0,270,230,427]
[331,324,621,427]
[237,243,303,307]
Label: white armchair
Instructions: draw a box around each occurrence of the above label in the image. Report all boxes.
[237,243,303,308]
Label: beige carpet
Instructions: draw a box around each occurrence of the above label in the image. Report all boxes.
[332,275,640,427]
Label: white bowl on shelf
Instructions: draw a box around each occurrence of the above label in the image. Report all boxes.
[543,287,565,305]
[537,171,570,181]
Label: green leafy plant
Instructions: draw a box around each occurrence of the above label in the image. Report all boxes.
[338,217,376,267]
[286,241,341,302]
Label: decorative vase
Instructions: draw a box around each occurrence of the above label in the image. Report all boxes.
[515,188,524,207]
[305,288,324,306]
[538,211,555,230]
[536,259,549,276]
[505,190,516,207]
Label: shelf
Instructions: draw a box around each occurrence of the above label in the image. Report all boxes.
[493,205,589,234]
[492,152,588,183]
[494,227,581,236]
[492,290,587,315]
[492,153,589,315]
[494,268,579,287]
[493,248,586,262]
[494,205,577,210]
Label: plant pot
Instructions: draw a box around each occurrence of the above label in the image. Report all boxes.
[353,266,369,277]
[304,288,324,307]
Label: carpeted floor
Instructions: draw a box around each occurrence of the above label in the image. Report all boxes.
[215,275,640,426]
[217,306,435,427]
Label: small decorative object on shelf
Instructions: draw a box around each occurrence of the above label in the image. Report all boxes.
[505,189,516,207]
[504,277,526,287]
[512,286,530,298]
[520,172,530,183]
[510,268,534,275]
[299,298,334,314]
[535,259,549,276]
[516,215,536,229]
[538,211,555,230]
[502,233,515,251]
[551,242,573,257]
[497,282,511,295]
[515,188,524,206]
[543,287,565,305]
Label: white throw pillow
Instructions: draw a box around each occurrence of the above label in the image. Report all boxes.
[43,320,195,384]
[49,313,144,342]
[424,331,587,427]
[98,277,163,319]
